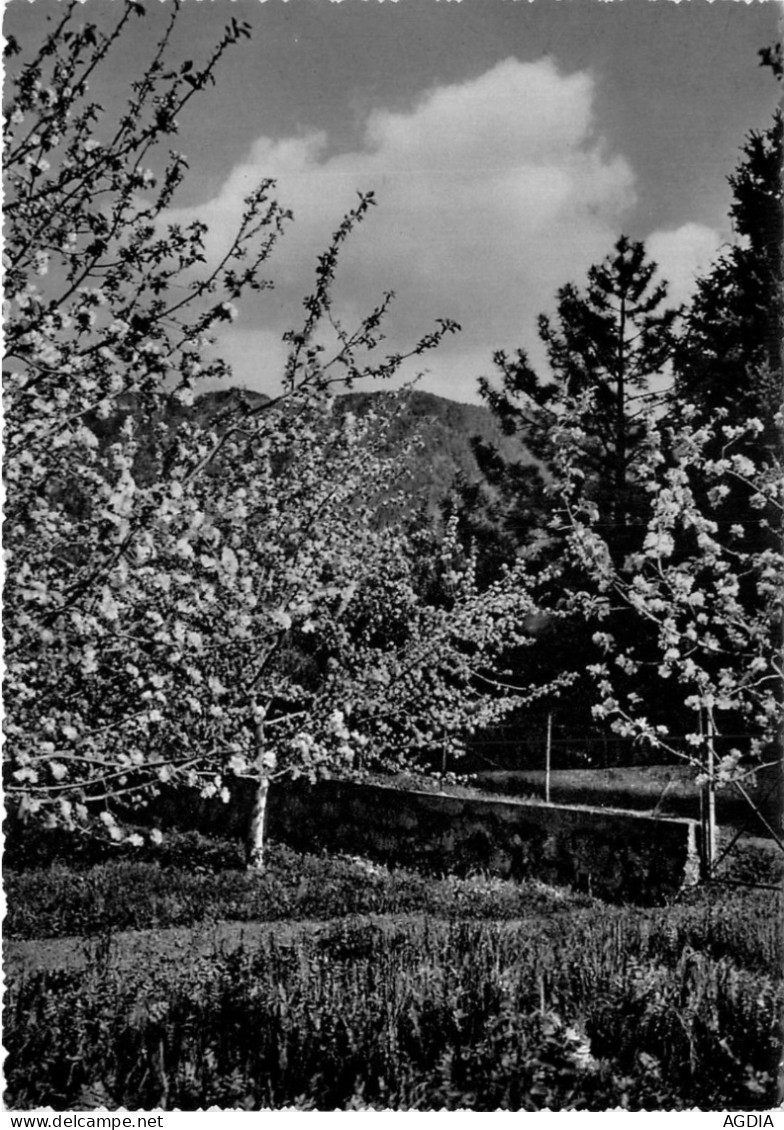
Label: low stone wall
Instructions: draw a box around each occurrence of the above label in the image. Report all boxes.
[267,780,699,905]
[148,777,700,905]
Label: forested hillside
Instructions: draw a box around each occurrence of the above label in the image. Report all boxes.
[337,389,538,514]
[92,385,538,519]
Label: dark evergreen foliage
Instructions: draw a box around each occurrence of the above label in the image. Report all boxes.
[673,110,782,450]
[478,236,678,560]
[444,240,683,749]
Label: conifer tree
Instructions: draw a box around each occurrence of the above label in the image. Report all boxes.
[673,109,782,452]
[671,54,782,569]
[480,236,678,563]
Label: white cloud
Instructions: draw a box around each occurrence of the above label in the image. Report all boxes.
[203,329,290,395]
[166,58,639,400]
[647,222,724,311]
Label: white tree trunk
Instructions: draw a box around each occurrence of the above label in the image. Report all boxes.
[699,708,717,879]
[245,698,269,870]
[246,771,269,871]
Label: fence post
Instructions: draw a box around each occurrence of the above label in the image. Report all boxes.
[545,713,552,804]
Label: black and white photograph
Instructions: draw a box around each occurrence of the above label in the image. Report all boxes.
[3,0,783,1115]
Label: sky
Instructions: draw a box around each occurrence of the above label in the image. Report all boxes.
[5,0,782,404]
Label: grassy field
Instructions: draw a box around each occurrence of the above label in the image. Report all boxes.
[4,829,783,1111]
[471,765,781,830]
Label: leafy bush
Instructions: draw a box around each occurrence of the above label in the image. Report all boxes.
[711,835,784,889]
[5,917,780,1110]
[3,824,246,873]
[4,837,596,940]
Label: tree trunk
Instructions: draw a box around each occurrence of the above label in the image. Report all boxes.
[245,699,269,871]
[246,771,269,871]
[699,709,717,880]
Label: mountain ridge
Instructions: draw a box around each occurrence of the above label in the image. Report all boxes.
[88,384,536,518]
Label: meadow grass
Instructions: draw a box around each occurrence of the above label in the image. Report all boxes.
[5,911,781,1111]
[4,827,782,1111]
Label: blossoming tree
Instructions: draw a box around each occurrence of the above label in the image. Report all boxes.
[4,0,572,867]
[551,395,783,859]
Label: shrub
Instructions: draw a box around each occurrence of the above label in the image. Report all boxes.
[4,837,596,939]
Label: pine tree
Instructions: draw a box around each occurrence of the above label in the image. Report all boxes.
[438,239,680,759]
[671,55,782,568]
[479,235,678,562]
[674,109,782,450]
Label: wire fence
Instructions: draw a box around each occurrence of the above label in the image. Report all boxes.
[455,720,784,882]
[463,726,759,773]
